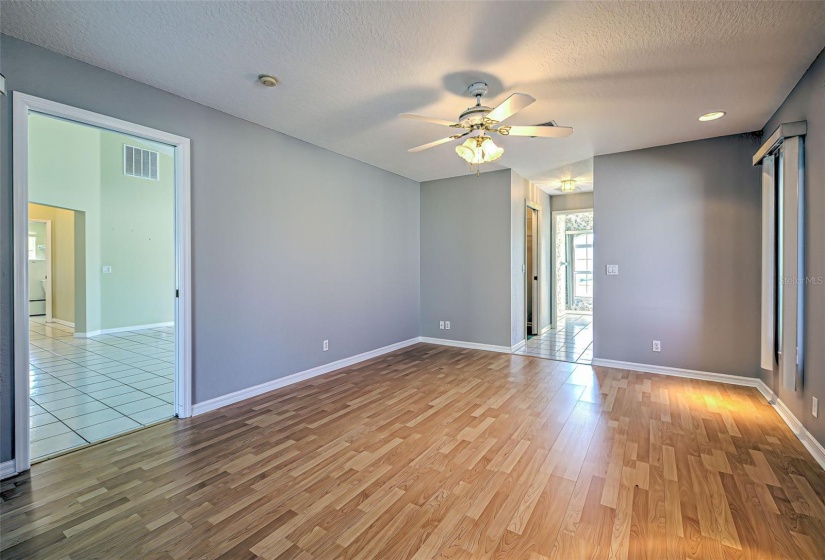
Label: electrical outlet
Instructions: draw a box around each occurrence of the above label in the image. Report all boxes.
[323,340,329,352]
[102,266,112,274]
[814,397,819,418]
[445,321,451,330]
[652,340,661,352]
[439,321,445,330]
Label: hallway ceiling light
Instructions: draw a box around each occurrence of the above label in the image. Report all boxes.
[699,111,726,121]
[556,179,580,193]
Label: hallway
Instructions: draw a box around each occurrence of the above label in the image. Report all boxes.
[515,313,593,364]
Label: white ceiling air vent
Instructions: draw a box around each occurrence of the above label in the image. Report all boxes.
[124,144,159,180]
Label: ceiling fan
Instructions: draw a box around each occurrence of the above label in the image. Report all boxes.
[401,82,572,174]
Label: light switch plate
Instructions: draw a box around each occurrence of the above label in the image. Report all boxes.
[445,321,451,330]
[323,340,329,351]
[814,397,819,418]
[439,321,444,330]
[606,264,619,275]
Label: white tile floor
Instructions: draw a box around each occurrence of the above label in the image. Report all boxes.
[514,313,593,364]
[29,317,175,460]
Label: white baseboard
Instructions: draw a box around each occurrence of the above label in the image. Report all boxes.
[419,337,512,354]
[590,358,764,389]
[757,384,825,471]
[540,325,552,336]
[192,337,421,416]
[75,321,173,338]
[511,340,526,353]
[49,318,74,328]
[1,460,17,480]
[591,358,825,471]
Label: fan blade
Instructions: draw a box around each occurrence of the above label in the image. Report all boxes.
[485,93,536,124]
[400,113,461,127]
[408,132,469,153]
[500,125,573,138]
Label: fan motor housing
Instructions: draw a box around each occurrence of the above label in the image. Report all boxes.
[460,82,492,126]
[459,105,491,125]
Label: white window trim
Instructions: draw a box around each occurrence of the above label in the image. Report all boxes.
[760,154,775,371]
[753,121,806,392]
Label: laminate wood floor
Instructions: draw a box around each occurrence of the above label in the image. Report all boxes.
[2,343,825,559]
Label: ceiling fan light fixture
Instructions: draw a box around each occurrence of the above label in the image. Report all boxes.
[456,135,504,172]
[557,179,579,193]
[403,84,572,177]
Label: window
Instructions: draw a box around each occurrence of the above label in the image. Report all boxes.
[124,144,159,180]
[572,233,593,299]
[756,124,805,391]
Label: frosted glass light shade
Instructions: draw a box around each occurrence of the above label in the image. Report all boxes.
[481,137,503,162]
[455,135,505,168]
[455,138,477,163]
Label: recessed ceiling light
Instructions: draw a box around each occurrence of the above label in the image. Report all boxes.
[699,111,725,122]
[258,74,278,87]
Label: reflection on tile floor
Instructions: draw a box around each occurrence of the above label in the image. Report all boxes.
[514,313,592,364]
[29,317,175,460]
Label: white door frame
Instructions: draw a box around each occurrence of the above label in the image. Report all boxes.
[524,201,542,342]
[550,208,593,328]
[12,92,193,474]
[27,218,52,322]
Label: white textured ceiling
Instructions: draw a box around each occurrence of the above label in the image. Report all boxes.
[3,1,824,183]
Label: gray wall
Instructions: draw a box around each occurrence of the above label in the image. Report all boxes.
[760,49,825,447]
[0,36,420,463]
[550,192,594,213]
[593,133,763,377]
[420,170,511,347]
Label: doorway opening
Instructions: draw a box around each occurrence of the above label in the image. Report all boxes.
[517,207,593,364]
[12,94,191,474]
[553,209,593,363]
[27,217,52,322]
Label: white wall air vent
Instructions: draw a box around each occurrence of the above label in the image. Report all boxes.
[124,144,159,180]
